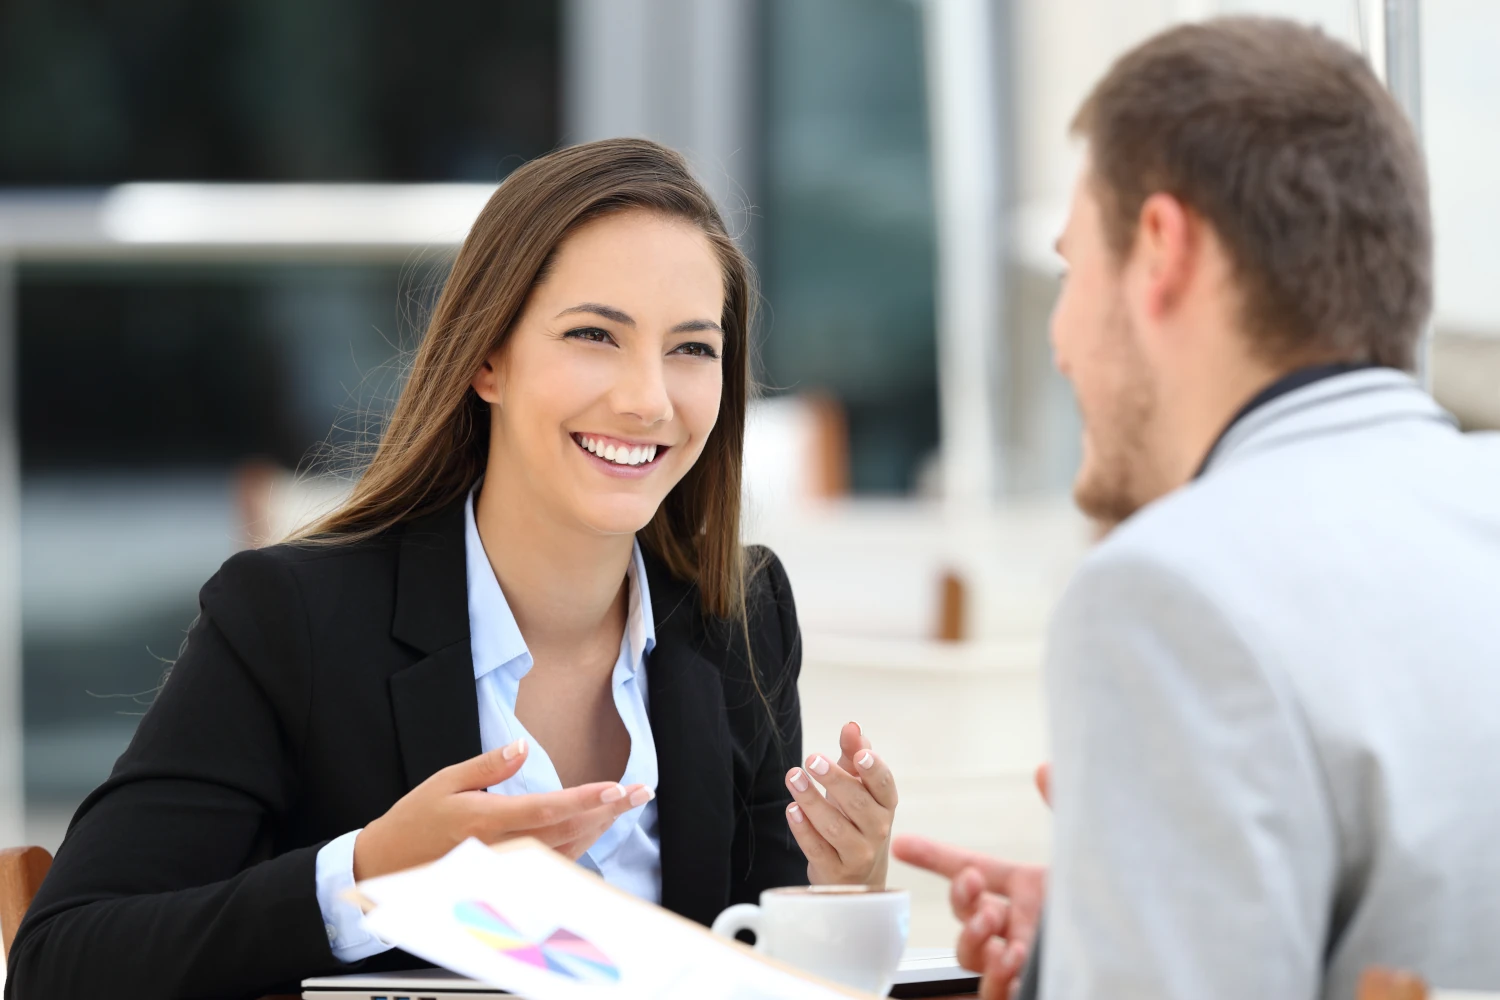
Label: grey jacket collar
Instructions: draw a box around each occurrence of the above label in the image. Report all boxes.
[1203,367,1459,477]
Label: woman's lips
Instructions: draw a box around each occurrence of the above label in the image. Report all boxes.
[571,433,670,479]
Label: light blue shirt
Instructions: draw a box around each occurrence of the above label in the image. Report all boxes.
[314,489,661,962]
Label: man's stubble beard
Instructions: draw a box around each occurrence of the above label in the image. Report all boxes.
[1072,305,1159,530]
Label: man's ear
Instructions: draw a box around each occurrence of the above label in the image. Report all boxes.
[1135,192,1195,320]
[472,350,504,406]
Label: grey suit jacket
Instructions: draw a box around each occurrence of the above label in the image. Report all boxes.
[1035,369,1500,999]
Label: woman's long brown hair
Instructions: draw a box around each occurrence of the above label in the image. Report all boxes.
[296,138,755,621]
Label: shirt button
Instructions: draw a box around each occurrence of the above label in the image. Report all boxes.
[326,923,339,943]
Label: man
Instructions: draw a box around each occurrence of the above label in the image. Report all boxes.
[895,16,1500,1000]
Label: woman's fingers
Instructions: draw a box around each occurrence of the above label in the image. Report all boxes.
[834,721,871,775]
[784,800,841,872]
[804,753,893,839]
[524,784,654,856]
[549,795,634,858]
[846,746,899,811]
[785,766,867,861]
[437,738,529,793]
[477,782,653,846]
[832,724,897,811]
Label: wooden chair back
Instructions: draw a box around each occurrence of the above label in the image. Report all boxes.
[1,846,53,961]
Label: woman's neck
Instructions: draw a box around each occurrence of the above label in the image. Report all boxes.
[472,475,633,660]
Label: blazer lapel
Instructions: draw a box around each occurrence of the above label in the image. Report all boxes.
[645,556,736,926]
[388,497,483,790]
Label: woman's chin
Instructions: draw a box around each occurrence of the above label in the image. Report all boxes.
[568,497,666,539]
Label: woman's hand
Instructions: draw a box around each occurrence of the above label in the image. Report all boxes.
[353,738,652,881]
[784,722,897,888]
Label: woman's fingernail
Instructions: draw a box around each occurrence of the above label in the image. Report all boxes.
[629,787,655,808]
[600,784,626,803]
[968,912,988,936]
[787,803,805,824]
[788,768,810,792]
[856,750,875,770]
[808,755,830,776]
[503,738,527,760]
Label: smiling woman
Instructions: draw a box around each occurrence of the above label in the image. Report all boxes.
[4,138,900,1000]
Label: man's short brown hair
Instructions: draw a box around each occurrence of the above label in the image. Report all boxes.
[1072,17,1431,371]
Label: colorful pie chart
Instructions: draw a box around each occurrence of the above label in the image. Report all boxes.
[454,900,622,984]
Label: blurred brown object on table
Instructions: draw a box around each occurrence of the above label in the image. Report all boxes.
[803,392,850,498]
[935,570,968,642]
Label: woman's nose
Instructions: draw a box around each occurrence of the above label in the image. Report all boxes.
[612,352,673,425]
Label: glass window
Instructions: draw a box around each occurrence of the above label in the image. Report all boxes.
[758,0,939,493]
[18,261,428,803]
[0,0,559,184]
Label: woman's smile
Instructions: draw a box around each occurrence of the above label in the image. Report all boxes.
[571,431,672,478]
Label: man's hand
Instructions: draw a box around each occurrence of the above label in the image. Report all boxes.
[891,764,1051,1000]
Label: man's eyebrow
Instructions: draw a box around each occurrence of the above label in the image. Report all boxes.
[556,303,636,326]
[670,319,723,335]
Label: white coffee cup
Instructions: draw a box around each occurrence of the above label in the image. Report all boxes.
[711,885,911,996]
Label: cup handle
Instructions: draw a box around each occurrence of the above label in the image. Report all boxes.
[710,903,765,950]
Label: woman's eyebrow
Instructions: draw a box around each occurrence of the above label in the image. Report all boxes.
[556,303,721,336]
[556,302,636,326]
[670,319,723,334]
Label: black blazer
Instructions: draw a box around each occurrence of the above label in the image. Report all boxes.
[6,498,807,1000]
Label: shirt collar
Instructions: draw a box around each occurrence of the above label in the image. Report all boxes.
[629,540,657,664]
[464,487,532,681]
[464,485,657,681]
[1194,361,1375,479]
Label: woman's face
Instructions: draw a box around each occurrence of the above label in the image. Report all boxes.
[474,208,727,537]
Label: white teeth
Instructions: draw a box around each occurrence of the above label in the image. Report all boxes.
[577,435,658,466]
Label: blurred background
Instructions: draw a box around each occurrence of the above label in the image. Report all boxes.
[0,0,1495,951]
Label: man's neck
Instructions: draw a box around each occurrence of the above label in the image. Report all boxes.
[1154,354,1288,490]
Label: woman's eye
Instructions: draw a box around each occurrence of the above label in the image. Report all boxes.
[672,342,720,360]
[564,326,615,344]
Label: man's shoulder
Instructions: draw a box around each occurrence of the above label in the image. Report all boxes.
[1102,421,1500,576]
[1077,475,1266,593]
[1058,450,1362,647]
